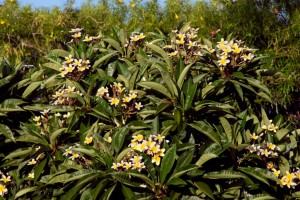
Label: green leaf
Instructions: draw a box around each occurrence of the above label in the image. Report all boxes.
[0,98,26,112]
[4,148,32,160]
[196,153,218,166]
[279,156,289,175]
[204,170,247,179]
[92,51,118,69]
[146,43,172,72]
[244,194,276,200]
[99,184,116,200]
[194,182,215,200]
[189,121,221,147]
[49,49,70,58]
[275,128,290,141]
[138,81,172,99]
[176,149,195,170]
[103,38,123,53]
[125,172,155,188]
[177,63,193,90]
[0,124,16,142]
[65,169,101,183]
[220,117,232,141]
[34,158,47,182]
[169,165,198,179]
[113,127,129,154]
[14,186,39,199]
[238,167,270,186]
[167,177,187,186]
[22,81,42,98]
[121,185,137,200]
[160,145,176,183]
[47,173,71,184]
[50,128,67,148]
[183,77,197,111]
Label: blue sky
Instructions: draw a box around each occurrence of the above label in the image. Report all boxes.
[12,0,165,9]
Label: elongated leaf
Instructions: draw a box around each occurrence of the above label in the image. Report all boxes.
[48,174,71,184]
[22,81,42,98]
[220,117,232,141]
[275,128,290,141]
[121,185,136,200]
[138,81,171,99]
[177,63,193,89]
[65,169,101,183]
[176,149,195,170]
[146,43,172,72]
[103,38,123,53]
[0,98,26,112]
[4,148,32,160]
[239,167,270,186]
[244,194,276,200]
[167,177,187,186]
[183,77,197,111]
[14,186,39,199]
[49,49,70,58]
[160,145,176,183]
[196,153,218,166]
[194,182,215,200]
[50,128,67,148]
[169,165,198,179]
[204,170,247,179]
[0,124,16,142]
[34,158,48,182]
[99,184,116,200]
[113,127,129,153]
[92,51,118,69]
[125,172,155,188]
[189,121,221,147]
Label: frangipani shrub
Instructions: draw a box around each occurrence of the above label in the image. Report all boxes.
[0,23,299,200]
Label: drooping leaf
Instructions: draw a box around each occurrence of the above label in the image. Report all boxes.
[160,145,176,184]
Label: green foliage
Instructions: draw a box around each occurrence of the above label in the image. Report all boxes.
[0,15,300,200]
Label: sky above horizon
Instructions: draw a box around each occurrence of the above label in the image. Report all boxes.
[4,0,168,9]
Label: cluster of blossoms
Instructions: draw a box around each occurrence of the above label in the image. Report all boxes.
[247,120,280,157]
[164,27,204,64]
[62,144,80,160]
[51,86,83,106]
[33,109,72,129]
[124,32,146,49]
[59,54,91,79]
[0,171,11,197]
[96,82,142,113]
[69,28,101,44]
[112,134,166,172]
[267,163,300,188]
[215,38,254,70]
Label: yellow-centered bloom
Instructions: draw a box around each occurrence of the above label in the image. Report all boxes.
[28,172,34,179]
[1,175,11,183]
[84,136,93,144]
[109,98,120,106]
[250,133,259,140]
[28,159,37,165]
[0,184,8,196]
[272,168,280,177]
[152,154,161,166]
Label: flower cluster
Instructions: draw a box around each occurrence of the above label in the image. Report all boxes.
[51,86,83,106]
[96,82,142,113]
[124,32,146,49]
[63,144,80,160]
[112,134,166,172]
[0,171,11,197]
[164,27,202,64]
[69,28,101,44]
[267,163,300,189]
[59,54,91,79]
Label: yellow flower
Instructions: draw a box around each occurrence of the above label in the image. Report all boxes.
[272,168,280,177]
[66,86,75,93]
[163,45,172,49]
[266,162,274,170]
[138,33,145,39]
[129,92,137,99]
[33,116,41,122]
[250,133,259,140]
[187,41,196,49]
[105,137,112,143]
[84,136,93,144]
[260,149,270,157]
[123,162,132,170]
[266,142,276,150]
[217,56,230,66]
[278,177,286,188]
[131,2,136,8]
[72,32,82,38]
[268,124,278,133]
[152,154,161,166]
[130,35,139,42]
[0,20,5,25]
[0,184,8,197]
[109,98,120,106]
[36,153,45,160]
[96,87,108,97]
[28,172,34,179]
[64,55,73,64]
[295,171,300,179]
[133,134,144,142]
[83,36,93,42]
[28,159,37,165]
[118,0,123,3]
[217,38,228,46]
[175,14,179,20]
[176,39,184,45]
[233,46,242,54]
[284,171,295,182]
[112,163,118,170]
[1,175,11,183]
[153,134,165,144]
[66,64,75,73]
[169,51,178,57]
[131,156,143,163]
[63,112,71,119]
[135,102,143,110]
[122,96,132,103]
[71,153,79,160]
[63,149,73,156]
